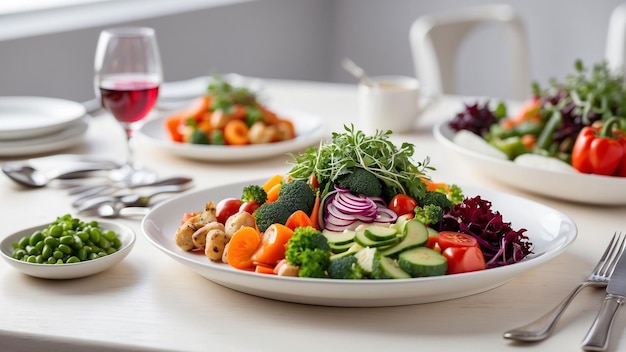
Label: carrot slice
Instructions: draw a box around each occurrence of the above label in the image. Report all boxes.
[262,174,283,193]
[164,116,185,142]
[252,224,294,266]
[266,183,281,203]
[227,227,262,270]
[254,264,276,275]
[308,194,321,229]
[285,210,315,231]
[223,119,249,145]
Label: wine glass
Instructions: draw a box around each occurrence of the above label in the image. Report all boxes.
[94,27,162,183]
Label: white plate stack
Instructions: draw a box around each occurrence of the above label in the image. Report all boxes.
[0,96,89,157]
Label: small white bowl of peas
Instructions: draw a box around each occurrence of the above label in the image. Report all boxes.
[0,214,135,279]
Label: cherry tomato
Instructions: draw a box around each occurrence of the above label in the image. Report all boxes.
[240,201,261,214]
[388,194,418,216]
[442,246,486,274]
[437,231,478,251]
[216,198,242,224]
[425,234,440,252]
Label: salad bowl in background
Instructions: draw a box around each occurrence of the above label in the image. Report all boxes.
[141,178,576,307]
[434,122,626,205]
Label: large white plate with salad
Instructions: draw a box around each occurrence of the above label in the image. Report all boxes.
[141,178,576,307]
[434,121,626,205]
[137,107,326,162]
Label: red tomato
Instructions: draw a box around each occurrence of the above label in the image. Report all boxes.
[388,194,418,216]
[443,246,486,274]
[437,231,478,251]
[216,198,243,224]
[425,234,439,251]
[239,201,261,214]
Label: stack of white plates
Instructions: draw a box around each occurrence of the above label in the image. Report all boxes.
[0,96,89,157]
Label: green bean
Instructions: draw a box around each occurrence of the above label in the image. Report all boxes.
[49,224,63,238]
[41,245,53,260]
[66,256,80,264]
[34,241,45,253]
[89,228,101,243]
[17,236,30,249]
[44,237,59,247]
[29,231,44,246]
[58,244,72,254]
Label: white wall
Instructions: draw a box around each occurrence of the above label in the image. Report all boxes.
[0,0,624,102]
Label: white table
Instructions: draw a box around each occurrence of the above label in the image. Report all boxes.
[1,79,625,352]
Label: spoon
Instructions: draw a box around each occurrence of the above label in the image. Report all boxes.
[341,57,376,86]
[71,176,194,208]
[1,162,119,188]
[85,205,150,219]
[76,183,193,212]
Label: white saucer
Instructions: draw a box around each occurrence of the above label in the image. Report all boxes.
[0,119,89,157]
[0,96,87,140]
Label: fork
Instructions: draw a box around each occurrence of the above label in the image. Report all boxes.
[503,233,626,342]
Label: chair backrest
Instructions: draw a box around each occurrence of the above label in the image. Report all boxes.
[606,2,626,73]
[409,4,531,100]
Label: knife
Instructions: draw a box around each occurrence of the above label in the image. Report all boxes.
[581,247,626,351]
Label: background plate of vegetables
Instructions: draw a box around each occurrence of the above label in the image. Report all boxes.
[141,177,576,307]
[435,60,626,205]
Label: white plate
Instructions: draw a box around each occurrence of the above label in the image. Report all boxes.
[0,96,87,140]
[137,107,327,162]
[141,178,577,307]
[0,219,135,280]
[0,119,88,157]
[434,122,626,205]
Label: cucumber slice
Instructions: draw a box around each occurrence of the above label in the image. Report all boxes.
[354,229,401,248]
[364,225,399,241]
[426,226,438,237]
[379,220,429,258]
[398,247,447,277]
[329,241,356,253]
[330,243,362,261]
[372,255,411,279]
[322,229,356,245]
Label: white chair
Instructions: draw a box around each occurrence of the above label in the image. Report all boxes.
[409,4,531,100]
[606,2,626,73]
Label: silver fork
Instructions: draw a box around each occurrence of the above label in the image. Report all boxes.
[503,233,626,342]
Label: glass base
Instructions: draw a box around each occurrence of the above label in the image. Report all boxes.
[109,164,157,185]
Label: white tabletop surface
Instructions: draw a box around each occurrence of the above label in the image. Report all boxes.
[1,79,626,352]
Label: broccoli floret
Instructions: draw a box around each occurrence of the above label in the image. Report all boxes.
[337,168,382,197]
[328,255,364,279]
[253,201,292,232]
[285,226,331,278]
[241,185,267,204]
[414,204,443,226]
[278,180,315,214]
[422,191,453,210]
[190,130,209,144]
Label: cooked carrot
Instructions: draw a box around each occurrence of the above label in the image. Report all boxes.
[285,210,315,231]
[421,177,449,193]
[180,212,198,224]
[197,119,212,137]
[251,224,293,266]
[521,134,536,149]
[229,105,247,120]
[309,194,321,230]
[262,174,284,193]
[254,264,276,275]
[227,226,262,270]
[223,119,249,145]
[502,97,540,130]
[275,119,296,141]
[165,116,185,142]
[266,183,281,203]
[259,104,280,125]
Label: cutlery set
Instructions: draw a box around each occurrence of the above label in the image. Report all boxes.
[1,155,193,218]
[504,233,626,351]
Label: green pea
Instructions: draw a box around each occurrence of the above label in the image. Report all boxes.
[26,245,38,256]
[76,231,89,242]
[77,248,87,261]
[58,244,72,254]
[72,235,83,249]
[18,236,30,249]
[35,255,43,264]
[89,228,101,243]
[55,258,64,264]
[97,251,107,257]
[89,253,99,260]
[103,230,117,241]
[29,231,44,246]
[89,220,99,227]
[106,247,117,255]
[26,255,37,263]
[98,238,111,250]
[34,241,45,253]
[12,249,26,260]
[49,225,63,238]
[46,257,57,264]
[41,245,53,260]
[82,245,92,254]
[44,237,59,247]
[60,235,74,246]
[66,256,80,264]
[53,250,64,259]
[112,237,122,249]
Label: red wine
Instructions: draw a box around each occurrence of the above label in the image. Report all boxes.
[100,79,159,123]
